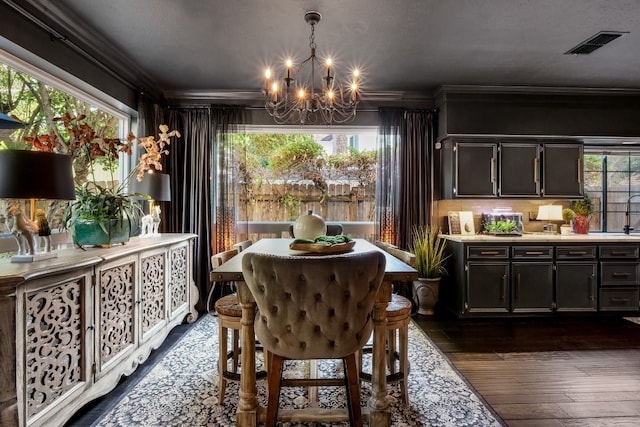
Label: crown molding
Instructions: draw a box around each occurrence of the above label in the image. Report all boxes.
[11,0,158,95]
[164,89,434,104]
[435,84,640,97]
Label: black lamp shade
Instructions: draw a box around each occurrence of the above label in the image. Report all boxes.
[131,172,171,201]
[0,150,76,200]
[0,112,25,129]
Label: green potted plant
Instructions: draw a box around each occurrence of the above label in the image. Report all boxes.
[561,208,575,235]
[409,225,450,315]
[571,193,594,234]
[24,114,180,247]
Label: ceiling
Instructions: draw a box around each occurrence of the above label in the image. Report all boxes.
[15,0,640,104]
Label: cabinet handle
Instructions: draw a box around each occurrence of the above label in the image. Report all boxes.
[610,251,632,256]
[611,272,631,277]
[480,251,500,255]
[534,157,539,183]
[611,297,630,303]
[589,275,595,301]
[524,251,545,255]
[501,274,507,300]
[577,158,582,183]
[516,273,521,300]
[490,157,496,183]
[568,251,588,255]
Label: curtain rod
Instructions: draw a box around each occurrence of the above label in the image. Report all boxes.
[166,105,381,112]
[3,0,140,93]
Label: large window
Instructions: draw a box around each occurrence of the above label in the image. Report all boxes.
[232,130,377,234]
[0,51,129,230]
[584,150,640,233]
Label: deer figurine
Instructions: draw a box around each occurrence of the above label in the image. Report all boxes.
[7,205,38,255]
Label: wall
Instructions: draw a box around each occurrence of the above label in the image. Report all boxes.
[0,2,138,111]
[436,86,640,140]
[434,199,572,235]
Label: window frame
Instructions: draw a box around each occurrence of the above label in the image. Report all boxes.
[583,147,640,233]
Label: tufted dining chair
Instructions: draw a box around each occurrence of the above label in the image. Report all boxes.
[242,250,386,427]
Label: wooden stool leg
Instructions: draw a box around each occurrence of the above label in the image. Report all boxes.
[309,359,319,406]
[399,322,409,405]
[344,353,363,427]
[218,321,228,402]
[266,354,284,427]
[232,327,240,371]
[388,328,396,374]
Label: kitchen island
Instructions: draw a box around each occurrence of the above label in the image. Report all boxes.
[441,233,640,317]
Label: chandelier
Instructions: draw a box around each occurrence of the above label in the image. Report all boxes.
[263,11,360,125]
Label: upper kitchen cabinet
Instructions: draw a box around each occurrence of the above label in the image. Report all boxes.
[542,143,584,198]
[499,143,541,197]
[442,140,497,197]
[440,138,583,199]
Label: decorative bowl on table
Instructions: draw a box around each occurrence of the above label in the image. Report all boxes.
[289,235,355,254]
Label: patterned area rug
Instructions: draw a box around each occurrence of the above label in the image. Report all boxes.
[94,315,503,427]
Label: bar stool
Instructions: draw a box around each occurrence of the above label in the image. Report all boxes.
[359,293,412,405]
[209,247,265,403]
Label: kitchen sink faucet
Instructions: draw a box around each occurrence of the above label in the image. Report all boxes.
[623,194,640,234]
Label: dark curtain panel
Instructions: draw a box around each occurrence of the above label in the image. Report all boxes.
[399,110,437,247]
[376,108,438,249]
[211,106,246,254]
[165,108,212,311]
[376,108,404,247]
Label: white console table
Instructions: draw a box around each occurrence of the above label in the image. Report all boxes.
[0,233,198,427]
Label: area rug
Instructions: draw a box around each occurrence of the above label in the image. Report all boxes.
[94,315,503,427]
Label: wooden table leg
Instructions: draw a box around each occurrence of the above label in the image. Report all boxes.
[369,280,392,427]
[236,281,258,427]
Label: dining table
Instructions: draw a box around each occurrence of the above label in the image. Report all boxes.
[211,238,418,427]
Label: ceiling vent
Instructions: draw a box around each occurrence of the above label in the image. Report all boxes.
[565,31,628,55]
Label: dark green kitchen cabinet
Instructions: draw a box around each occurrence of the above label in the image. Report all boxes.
[555,261,597,312]
[442,141,497,197]
[542,143,583,198]
[443,239,640,318]
[511,262,554,313]
[440,138,583,199]
[499,143,540,196]
[466,262,510,313]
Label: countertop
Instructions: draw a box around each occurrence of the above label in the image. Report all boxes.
[443,233,640,243]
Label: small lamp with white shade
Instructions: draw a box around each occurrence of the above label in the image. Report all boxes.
[537,204,564,234]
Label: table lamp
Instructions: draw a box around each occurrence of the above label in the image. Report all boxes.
[0,112,26,141]
[537,204,563,234]
[0,150,76,262]
[130,172,170,237]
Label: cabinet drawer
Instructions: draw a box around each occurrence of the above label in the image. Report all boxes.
[599,288,640,311]
[467,246,509,259]
[600,262,639,286]
[512,246,553,259]
[600,245,639,259]
[556,246,596,259]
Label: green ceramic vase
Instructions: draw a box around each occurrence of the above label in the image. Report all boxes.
[72,219,131,246]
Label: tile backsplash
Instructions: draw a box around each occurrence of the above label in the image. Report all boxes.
[435,199,571,234]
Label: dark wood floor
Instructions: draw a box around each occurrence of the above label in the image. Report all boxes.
[414,314,640,427]
[66,312,640,426]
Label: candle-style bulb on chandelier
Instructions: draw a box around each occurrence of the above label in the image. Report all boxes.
[263,11,360,125]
